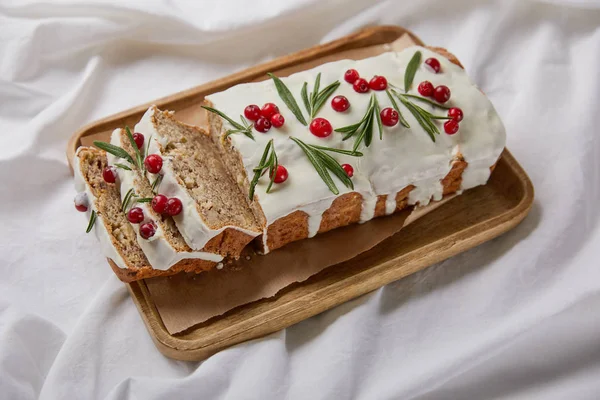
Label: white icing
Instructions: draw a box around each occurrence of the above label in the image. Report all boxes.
[359,195,378,223]
[385,194,397,215]
[135,108,259,251]
[207,46,506,237]
[106,129,223,271]
[73,148,129,270]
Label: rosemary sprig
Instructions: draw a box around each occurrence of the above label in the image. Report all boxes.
[385,89,409,128]
[404,50,422,92]
[399,97,441,142]
[86,210,97,233]
[249,139,278,200]
[300,73,341,120]
[290,137,356,195]
[93,141,134,165]
[150,174,163,194]
[121,188,137,212]
[136,198,153,203]
[401,93,451,110]
[335,94,379,152]
[114,163,132,171]
[125,126,144,171]
[202,105,255,140]
[267,73,308,126]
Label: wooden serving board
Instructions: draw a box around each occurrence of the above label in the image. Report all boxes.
[67,26,534,361]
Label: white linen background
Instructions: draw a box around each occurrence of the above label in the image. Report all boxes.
[1,0,599,398]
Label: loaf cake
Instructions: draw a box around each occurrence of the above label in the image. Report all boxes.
[74,45,506,281]
[205,45,505,253]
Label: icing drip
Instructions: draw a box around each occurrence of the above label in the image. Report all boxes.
[359,194,378,223]
[73,149,128,270]
[385,194,397,215]
[106,129,223,271]
[307,213,323,238]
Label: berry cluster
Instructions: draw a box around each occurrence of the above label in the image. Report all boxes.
[344,69,388,93]
[244,103,285,133]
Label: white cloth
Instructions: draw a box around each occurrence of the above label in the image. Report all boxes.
[1,0,600,398]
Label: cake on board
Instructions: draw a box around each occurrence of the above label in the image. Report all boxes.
[73,45,506,282]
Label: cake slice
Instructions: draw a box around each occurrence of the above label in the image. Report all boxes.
[133,106,262,256]
[204,45,505,253]
[104,128,224,271]
[74,147,216,282]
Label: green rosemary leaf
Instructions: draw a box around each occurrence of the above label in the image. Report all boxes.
[86,210,97,233]
[290,137,339,195]
[373,95,383,140]
[301,82,311,116]
[386,89,410,128]
[429,115,453,120]
[125,126,144,170]
[202,105,246,131]
[310,144,363,157]
[362,101,375,149]
[121,188,136,213]
[410,101,441,134]
[401,98,436,142]
[335,122,362,134]
[249,139,274,200]
[93,141,134,165]
[314,151,354,191]
[151,174,163,194]
[404,51,422,92]
[266,150,278,194]
[311,81,340,119]
[311,73,321,107]
[267,73,307,126]
[114,163,132,171]
[144,134,153,158]
[136,198,153,203]
[240,115,250,128]
[400,93,451,110]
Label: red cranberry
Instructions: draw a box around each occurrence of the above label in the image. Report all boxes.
[380,107,399,127]
[165,197,183,216]
[353,78,369,93]
[344,69,359,84]
[270,113,285,128]
[254,117,272,133]
[369,75,387,91]
[244,104,261,121]
[102,166,117,183]
[309,118,333,138]
[260,103,279,119]
[444,120,459,135]
[331,95,350,112]
[133,132,144,149]
[418,81,434,97]
[144,154,163,174]
[448,107,463,122]
[425,57,441,73]
[127,207,144,224]
[341,164,354,177]
[74,192,88,212]
[434,85,451,103]
[139,222,156,239]
[151,194,168,214]
[271,165,288,184]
